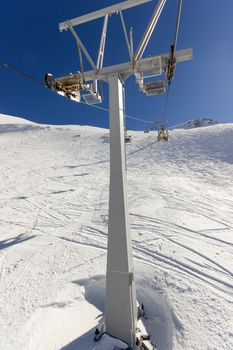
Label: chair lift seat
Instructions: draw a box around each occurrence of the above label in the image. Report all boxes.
[125,135,132,143]
[82,92,102,105]
[158,128,169,142]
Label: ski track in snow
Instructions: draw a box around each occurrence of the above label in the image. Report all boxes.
[0,115,233,350]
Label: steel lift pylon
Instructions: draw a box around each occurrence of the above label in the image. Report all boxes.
[45,1,192,348]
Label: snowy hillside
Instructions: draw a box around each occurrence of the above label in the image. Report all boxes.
[0,113,233,350]
[172,117,218,129]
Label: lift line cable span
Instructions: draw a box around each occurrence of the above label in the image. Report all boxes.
[174,0,183,52]
[0,58,154,125]
[160,0,183,126]
[0,59,45,88]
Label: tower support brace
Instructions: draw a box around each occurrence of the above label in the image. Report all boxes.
[105,74,137,348]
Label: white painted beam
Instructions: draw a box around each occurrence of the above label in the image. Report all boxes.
[120,11,132,60]
[135,0,167,60]
[68,25,96,69]
[97,15,109,69]
[59,0,152,31]
[55,48,192,83]
[105,74,137,347]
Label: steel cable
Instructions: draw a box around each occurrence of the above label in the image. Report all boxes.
[0,58,154,125]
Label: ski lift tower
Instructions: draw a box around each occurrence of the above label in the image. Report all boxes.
[46,0,192,348]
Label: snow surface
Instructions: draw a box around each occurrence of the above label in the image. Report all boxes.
[0,113,233,350]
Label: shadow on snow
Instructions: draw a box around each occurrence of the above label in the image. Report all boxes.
[0,233,35,250]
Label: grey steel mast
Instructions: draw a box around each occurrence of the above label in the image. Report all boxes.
[46,1,192,348]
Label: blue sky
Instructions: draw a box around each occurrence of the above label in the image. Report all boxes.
[0,0,233,129]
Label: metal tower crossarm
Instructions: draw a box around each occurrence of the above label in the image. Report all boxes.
[54,48,192,83]
[59,0,152,31]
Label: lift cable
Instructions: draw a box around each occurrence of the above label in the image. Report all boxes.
[160,0,183,126]
[0,58,154,125]
[173,0,183,52]
[0,59,45,88]
[161,83,170,124]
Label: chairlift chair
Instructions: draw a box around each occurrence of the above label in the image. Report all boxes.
[143,80,165,96]
[157,126,169,142]
[82,91,102,104]
[125,135,132,143]
[124,128,132,143]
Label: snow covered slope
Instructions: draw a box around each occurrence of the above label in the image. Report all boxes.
[0,114,232,350]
